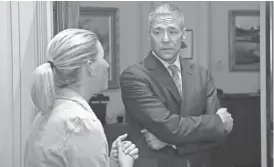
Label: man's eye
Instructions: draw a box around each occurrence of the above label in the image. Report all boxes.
[154,30,161,35]
[170,31,178,34]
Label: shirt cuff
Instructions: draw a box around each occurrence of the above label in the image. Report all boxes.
[171,144,177,149]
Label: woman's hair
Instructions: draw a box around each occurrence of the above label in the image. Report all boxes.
[31,29,99,113]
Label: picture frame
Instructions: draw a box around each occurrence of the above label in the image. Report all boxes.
[53,2,120,89]
[229,10,260,72]
[180,29,193,59]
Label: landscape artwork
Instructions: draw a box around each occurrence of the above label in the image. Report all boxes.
[229,10,260,71]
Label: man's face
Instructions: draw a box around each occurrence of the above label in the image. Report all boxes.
[149,15,185,63]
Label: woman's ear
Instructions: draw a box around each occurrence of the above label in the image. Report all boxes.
[86,60,96,77]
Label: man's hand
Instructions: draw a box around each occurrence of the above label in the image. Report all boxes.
[216,108,234,134]
[141,129,168,150]
[110,134,139,161]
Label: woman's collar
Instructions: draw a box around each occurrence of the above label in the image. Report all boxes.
[56,88,93,112]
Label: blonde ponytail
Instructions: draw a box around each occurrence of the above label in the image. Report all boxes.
[30,29,99,113]
[31,62,56,113]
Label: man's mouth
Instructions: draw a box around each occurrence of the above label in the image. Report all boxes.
[161,48,173,51]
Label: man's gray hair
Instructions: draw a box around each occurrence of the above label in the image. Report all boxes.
[148,3,184,30]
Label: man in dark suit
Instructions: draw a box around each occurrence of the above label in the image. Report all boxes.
[119,3,233,167]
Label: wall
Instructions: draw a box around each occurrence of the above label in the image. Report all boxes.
[0,2,13,167]
[17,2,40,167]
[210,1,260,93]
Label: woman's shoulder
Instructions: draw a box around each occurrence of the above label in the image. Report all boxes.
[49,100,103,134]
[25,100,108,166]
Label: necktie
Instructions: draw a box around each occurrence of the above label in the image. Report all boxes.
[168,64,183,99]
[168,65,189,167]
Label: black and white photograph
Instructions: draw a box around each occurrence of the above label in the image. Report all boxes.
[0,1,273,167]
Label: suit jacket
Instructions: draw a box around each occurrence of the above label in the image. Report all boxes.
[120,51,227,167]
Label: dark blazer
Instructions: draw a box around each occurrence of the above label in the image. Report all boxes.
[120,52,227,167]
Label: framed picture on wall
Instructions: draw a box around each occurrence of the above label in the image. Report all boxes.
[229,10,260,72]
[53,2,120,89]
[180,29,193,59]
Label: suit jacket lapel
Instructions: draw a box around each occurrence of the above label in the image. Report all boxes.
[180,57,194,115]
[144,52,181,104]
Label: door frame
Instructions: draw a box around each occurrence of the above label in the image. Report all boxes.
[261,1,273,167]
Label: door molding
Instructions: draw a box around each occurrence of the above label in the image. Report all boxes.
[10,2,22,167]
[261,1,273,167]
[34,1,53,67]
[9,2,53,167]
[33,1,53,116]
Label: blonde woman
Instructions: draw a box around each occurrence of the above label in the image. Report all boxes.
[24,29,138,167]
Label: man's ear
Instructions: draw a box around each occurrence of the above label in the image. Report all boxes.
[148,27,152,41]
[182,28,186,40]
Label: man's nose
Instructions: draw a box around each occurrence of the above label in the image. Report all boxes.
[161,31,171,43]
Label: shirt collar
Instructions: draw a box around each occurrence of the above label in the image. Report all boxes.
[152,51,181,72]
